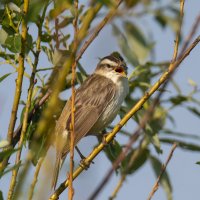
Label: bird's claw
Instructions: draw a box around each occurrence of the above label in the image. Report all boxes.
[79,159,93,170]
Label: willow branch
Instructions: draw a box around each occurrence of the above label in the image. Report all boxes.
[68,0,79,199]
[109,175,126,200]
[147,143,177,200]
[49,31,200,199]
[75,0,123,61]
[172,0,184,62]
[5,1,28,146]
[6,0,30,199]
[28,157,44,200]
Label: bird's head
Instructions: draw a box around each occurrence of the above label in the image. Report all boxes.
[95,52,127,77]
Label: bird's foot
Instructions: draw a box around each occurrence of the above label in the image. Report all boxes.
[102,133,109,146]
[79,158,91,170]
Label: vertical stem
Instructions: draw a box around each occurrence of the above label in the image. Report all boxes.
[69,1,79,200]
[6,0,29,145]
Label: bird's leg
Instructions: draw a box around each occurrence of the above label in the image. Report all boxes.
[75,146,94,170]
[98,130,110,146]
[75,146,85,160]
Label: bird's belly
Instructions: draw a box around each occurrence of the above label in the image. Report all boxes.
[89,78,129,134]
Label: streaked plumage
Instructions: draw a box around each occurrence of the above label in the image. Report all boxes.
[52,52,129,189]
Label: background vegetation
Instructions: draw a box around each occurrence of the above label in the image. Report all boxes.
[0,0,200,200]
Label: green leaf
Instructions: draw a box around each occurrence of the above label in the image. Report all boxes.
[0,73,12,83]
[150,156,172,200]
[124,21,152,64]
[196,161,200,165]
[0,148,19,161]
[169,95,188,106]
[104,139,123,164]
[162,129,200,140]
[0,140,9,148]
[0,162,21,178]
[5,33,21,53]
[124,148,149,174]
[112,24,139,66]
[187,106,200,117]
[0,28,8,44]
[160,138,200,152]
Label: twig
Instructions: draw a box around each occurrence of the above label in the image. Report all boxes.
[49,35,200,200]
[68,0,79,199]
[28,157,44,200]
[6,0,30,199]
[172,0,184,62]
[7,3,48,198]
[147,143,177,200]
[5,0,28,146]
[75,0,123,62]
[109,175,126,200]
[181,13,200,54]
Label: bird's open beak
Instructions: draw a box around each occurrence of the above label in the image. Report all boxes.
[114,66,126,77]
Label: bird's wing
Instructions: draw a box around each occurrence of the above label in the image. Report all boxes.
[52,74,116,189]
[62,74,116,155]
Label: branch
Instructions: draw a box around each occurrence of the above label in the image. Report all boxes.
[147,143,177,200]
[5,0,28,145]
[7,0,30,198]
[49,35,200,200]
[28,157,44,200]
[69,0,79,199]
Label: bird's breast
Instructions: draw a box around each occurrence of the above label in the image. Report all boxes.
[90,77,129,134]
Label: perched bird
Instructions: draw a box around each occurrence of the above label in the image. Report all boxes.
[52,52,129,189]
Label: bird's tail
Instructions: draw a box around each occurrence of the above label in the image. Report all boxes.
[51,155,62,190]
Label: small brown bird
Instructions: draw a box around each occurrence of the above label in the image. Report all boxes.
[52,52,129,189]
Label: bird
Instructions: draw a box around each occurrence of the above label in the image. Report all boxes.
[52,52,129,189]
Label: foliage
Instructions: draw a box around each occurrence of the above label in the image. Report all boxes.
[0,0,200,200]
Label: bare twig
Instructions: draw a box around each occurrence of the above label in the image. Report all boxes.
[109,175,126,200]
[181,13,200,54]
[147,143,177,200]
[28,157,44,200]
[75,0,123,62]
[172,0,184,62]
[68,0,79,199]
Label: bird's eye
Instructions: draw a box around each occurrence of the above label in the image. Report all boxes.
[106,64,112,68]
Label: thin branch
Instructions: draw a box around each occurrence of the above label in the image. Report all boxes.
[28,157,44,200]
[181,13,200,54]
[7,0,30,198]
[147,143,177,200]
[49,35,200,200]
[109,175,126,200]
[7,3,48,198]
[68,0,79,199]
[6,0,29,145]
[172,0,184,62]
[75,0,123,62]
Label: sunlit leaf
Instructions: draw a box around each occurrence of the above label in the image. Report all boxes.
[0,28,8,44]
[0,140,9,148]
